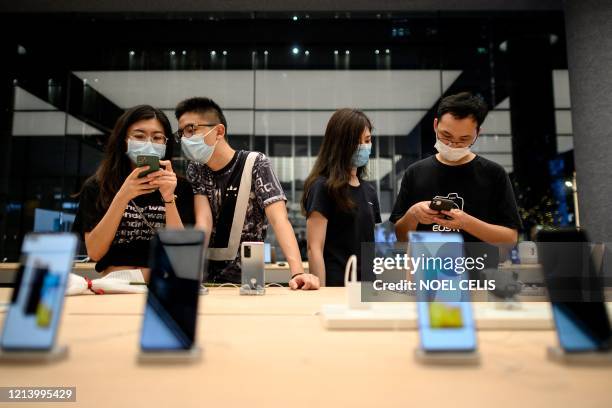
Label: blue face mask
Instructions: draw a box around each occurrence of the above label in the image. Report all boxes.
[181,127,218,164]
[351,143,372,168]
[125,139,166,164]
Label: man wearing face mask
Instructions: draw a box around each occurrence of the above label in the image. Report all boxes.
[175,97,320,290]
[390,92,521,245]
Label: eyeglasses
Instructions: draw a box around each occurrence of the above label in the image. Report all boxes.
[127,132,168,145]
[175,123,219,139]
[437,134,475,148]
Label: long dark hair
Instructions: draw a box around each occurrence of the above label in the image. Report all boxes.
[92,105,174,210]
[301,108,372,214]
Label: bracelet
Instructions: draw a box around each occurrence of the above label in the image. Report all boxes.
[290,272,306,279]
[163,194,177,204]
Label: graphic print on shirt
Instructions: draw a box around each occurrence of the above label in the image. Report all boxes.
[114,202,166,244]
[431,192,464,233]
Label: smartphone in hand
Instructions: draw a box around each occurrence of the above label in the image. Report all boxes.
[136,155,160,178]
[429,197,455,219]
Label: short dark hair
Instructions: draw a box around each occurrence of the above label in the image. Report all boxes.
[436,92,488,129]
[175,97,228,134]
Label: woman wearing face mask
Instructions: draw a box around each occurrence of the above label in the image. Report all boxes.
[73,105,195,281]
[301,109,381,286]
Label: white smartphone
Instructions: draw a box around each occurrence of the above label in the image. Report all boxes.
[240,242,265,295]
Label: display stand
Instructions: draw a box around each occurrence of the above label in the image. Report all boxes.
[546,346,612,365]
[137,347,202,364]
[414,348,481,365]
[239,285,265,296]
[0,345,69,364]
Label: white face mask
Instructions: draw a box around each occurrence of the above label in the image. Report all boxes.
[181,126,218,164]
[434,133,474,162]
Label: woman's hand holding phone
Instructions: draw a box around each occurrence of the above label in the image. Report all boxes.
[116,166,159,204]
[146,160,177,202]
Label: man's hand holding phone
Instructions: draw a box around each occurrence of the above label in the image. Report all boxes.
[407,201,441,225]
[432,209,473,230]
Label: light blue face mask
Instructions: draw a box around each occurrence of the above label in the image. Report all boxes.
[181,127,218,164]
[351,143,372,168]
[125,139,166,164]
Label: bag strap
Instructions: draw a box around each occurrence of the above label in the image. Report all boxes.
[208,152,258,261]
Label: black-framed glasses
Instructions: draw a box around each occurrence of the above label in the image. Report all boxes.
[174,123,219,140]
[437,133,476,148]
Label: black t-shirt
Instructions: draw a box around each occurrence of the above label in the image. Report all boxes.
[72,177,195,272]
[304,177,382,286]
[389,155,522,242]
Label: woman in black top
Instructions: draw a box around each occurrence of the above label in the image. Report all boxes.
[301,109,381,286]
[73,105,195,281]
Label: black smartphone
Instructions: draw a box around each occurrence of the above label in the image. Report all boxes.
[429,197,455,212]
[429,197,455,219]
[140,229,205,351]
[136,155,160,178]
[537,228,611,352]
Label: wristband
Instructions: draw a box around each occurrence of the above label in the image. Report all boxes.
[290,272,306,279]
[163,194,177,204]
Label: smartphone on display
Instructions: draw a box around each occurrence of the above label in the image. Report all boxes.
[240,242,265,295]
[537,229,611,352]
[136,155,160,178]
[140,229,205,351]
[410,232,477,352]
[1,233,77,351]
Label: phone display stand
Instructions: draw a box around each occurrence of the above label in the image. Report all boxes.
[0,345,69,364]
[492,297,523,311]
[137,346,202,364]
[546,346,612,365]
[414,348,481,366]
[239,285,265,295]
[239,277,265,296]
[319,256,413,330]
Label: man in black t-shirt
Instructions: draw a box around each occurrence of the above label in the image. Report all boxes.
[390,92,522,245]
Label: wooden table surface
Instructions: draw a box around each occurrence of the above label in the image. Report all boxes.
[0,288,611,408]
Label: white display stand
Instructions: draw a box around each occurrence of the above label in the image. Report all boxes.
[319,303,413,330]
[0,345,69,364]
[137,347,202,364]
[414,348,481,365]
[546,346,612,365]
[239,285,266,296]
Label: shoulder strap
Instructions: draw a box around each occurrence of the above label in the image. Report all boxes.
[207,152,258,261]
